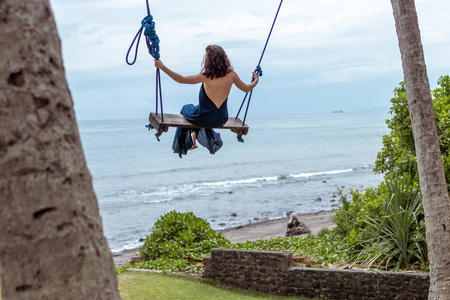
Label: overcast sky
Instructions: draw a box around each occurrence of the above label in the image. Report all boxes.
[49,0,450,121]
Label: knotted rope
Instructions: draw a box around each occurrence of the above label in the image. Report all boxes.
[142,15,160,60]
[126,0,164,126]
[254,65,263,77]
[126,0,160,64]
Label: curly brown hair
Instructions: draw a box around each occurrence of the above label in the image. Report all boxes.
[201,45,233,79]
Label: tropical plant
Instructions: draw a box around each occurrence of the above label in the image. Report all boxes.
[331,186,385,249]
[356,179,427,270]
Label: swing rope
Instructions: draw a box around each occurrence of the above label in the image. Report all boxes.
[126,0,164,129]
[235,0,284,126]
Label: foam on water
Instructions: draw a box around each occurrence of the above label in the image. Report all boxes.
[99,168,356,206]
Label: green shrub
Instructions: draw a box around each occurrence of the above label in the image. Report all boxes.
[326,175,429,271]
[140,210,230,264]
[356,178,427,270]
[374,75,450,189]
[331,186,385,249]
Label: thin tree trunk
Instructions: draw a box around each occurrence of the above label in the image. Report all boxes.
[390,0,450,299]
[0,1,121,299]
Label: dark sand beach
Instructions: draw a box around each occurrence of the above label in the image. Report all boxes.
[113,210,335,266]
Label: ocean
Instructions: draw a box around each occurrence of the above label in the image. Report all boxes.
[78,112,389,254]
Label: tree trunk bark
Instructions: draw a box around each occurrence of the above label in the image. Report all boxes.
[390,0,450,299]
[0,1,121,299]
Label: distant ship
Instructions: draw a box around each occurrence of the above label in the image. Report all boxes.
[333,110,343,113]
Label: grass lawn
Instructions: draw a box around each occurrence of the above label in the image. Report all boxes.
[118,270,314,300]
[0,270,315,299]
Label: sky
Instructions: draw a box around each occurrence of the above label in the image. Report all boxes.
[49,0,450,121]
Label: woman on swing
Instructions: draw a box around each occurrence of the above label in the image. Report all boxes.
[154,45,259,158]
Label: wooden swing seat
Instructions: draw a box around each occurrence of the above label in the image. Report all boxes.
[149,112,249,136]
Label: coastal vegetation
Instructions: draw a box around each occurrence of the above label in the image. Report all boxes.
[229,177,426,271]
[125,76,450,274]
[133,210,230,273]
[374,75,450,189]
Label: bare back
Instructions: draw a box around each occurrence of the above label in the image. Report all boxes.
[203,73,234,109]
[202,70,253,109]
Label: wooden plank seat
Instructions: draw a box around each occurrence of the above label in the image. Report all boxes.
[149,112,249,137]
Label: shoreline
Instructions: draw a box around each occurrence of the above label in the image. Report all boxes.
[219,210,335,243]
[113,210,335,266]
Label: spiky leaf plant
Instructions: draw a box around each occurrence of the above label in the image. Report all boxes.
[358,178,427,270]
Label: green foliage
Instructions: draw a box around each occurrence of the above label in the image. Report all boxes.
[139,210,230,272]
[331,186,385,248]
[433,75,450,183]
[353,76,450,270]
[116,264,130,275]
[227,231,353,267]
[374,76,450,188]
[356,179,427,270]
[373,82,418,179]
[316,176,428,271]
[131,258,203,273]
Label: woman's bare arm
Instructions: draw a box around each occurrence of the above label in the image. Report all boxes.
[154,59,204,84]
[232,71,259,93]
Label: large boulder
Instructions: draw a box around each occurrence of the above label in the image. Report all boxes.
[286,212,309,236]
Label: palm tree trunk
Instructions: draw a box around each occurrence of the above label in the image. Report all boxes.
[0,1,121,299]
[390,0,450,299]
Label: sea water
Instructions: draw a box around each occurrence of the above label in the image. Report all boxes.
[78,112,389,253]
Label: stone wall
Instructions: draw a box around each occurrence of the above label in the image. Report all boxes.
[203,248,429,300]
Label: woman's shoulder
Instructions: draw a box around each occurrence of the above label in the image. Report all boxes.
[228,70,238,80]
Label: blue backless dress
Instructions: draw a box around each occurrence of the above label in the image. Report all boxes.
[172,83,229,158]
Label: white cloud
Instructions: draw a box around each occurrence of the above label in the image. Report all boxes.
[48,0,450,119]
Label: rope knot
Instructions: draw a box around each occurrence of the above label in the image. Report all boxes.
[254,65,263,77]
[141,15,160,59]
